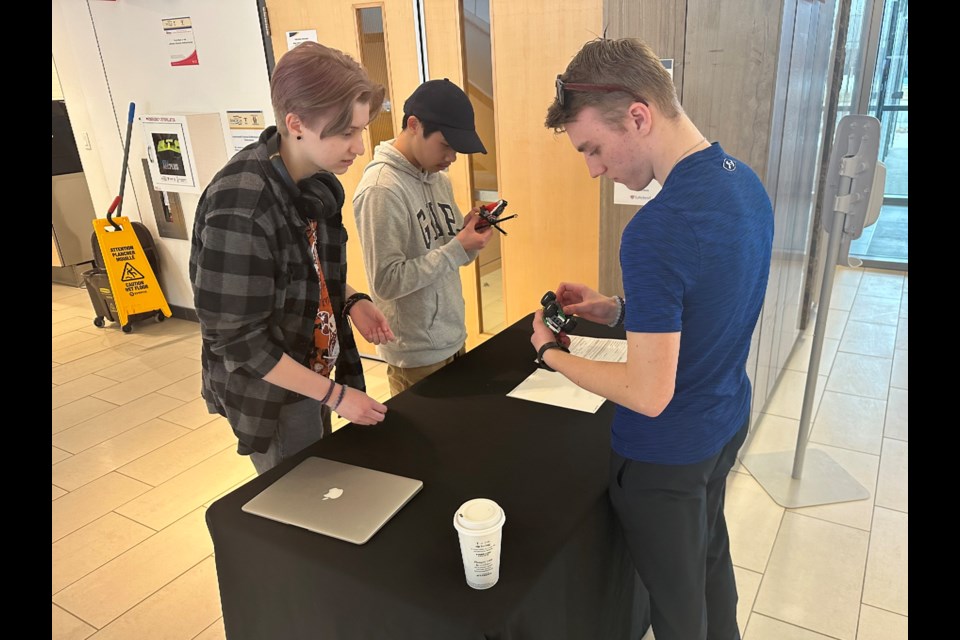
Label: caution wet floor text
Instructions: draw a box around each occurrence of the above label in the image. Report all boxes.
[92,216,171,327]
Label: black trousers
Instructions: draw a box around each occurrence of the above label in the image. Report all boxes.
[609,419,749,640]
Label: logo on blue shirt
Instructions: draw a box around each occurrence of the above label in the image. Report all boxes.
[722,158,737,172]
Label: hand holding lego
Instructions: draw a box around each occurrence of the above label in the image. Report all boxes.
[555,282,620,326]
[456,209,494,252]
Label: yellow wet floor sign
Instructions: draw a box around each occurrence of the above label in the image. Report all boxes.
[92,216,171,327]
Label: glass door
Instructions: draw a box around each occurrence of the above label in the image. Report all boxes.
[845,0,908,268]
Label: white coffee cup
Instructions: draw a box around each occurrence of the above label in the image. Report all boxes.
[453,498,506,590]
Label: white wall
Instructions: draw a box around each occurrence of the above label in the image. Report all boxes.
[52,0,273,310]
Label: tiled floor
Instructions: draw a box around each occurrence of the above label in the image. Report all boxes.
[52,265,907,639]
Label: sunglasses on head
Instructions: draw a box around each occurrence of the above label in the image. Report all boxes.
[555,75,648,108]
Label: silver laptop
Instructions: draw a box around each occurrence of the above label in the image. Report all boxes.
[241,457,423,545]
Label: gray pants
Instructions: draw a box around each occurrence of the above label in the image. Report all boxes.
[249,398,331,475]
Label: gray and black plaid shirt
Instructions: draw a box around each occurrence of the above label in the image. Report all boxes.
[189,127,365,455]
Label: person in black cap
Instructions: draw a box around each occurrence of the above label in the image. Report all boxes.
[352,79,494,395]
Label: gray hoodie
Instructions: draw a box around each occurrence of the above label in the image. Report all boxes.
[353,141,478,368]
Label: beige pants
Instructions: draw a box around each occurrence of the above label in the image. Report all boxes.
[386,346,466,396]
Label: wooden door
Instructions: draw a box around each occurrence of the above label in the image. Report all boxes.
[263,0,482,354]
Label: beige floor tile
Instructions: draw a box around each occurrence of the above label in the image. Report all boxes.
[116,447,256,530]
[810,391,886,455]
[824,309,848,340]
[833,267,863,288]
[53,509,214,629]
[849,294,900,326]
[54,485,68,500]
[734,566,762,638]
[828,284,858,312]
[118,418,240,486]
[94,340,199,381]
[53,327,100,350]
[725,471,784,573]
[857,604,908,640]
[753,513,868,640]
[156,371,202,402]
[90,556,222,640]
[783,335,840,377]
[858,271,904,300]
[204,473,256,507]
[883,388,907,441]
[838,321,897,358]
[787,444,879,531]
[54,316,101,336]
[53,446,73,465]
[53,604,95,640]
[52,418,190,491]
[875,438,907,512]
[862,507,908,615]
[743,613,836,639]
[55,335,132,365]
[898,290,907,318]
[52,472,152,543]
[53,512,154,595]
[825,352,892,400]
[53,396,120,434]
[763,370,827,421]
[160,396,220,430]
[53,374,118,410]
[52,344,145,386]
[53,392,185,454]
[894,317,907,350]
[92,357,202,405]
[742,413,801,454]
[194,618,227,640]
[54,283,89,298]
[890,349,907,390]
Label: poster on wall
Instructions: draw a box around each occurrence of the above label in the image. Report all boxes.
[163,16,200,66]
[613,59,674,207]
[140,114,199,191]
[286,30,318,51]
[141,159,189,241]
[226,110,266,154]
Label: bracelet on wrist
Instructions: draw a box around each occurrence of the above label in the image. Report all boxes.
[342,293,372,321]
[330,383,348,412]
[607,295,625,328]
[319,377,336,405]
[537,341,569,373]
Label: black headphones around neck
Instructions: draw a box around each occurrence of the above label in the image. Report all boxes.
[268,131,345,221]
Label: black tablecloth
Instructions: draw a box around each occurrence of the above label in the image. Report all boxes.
[207,314,649,639]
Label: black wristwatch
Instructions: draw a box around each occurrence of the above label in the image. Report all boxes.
[342,292,372,320]
[537,341,569,372]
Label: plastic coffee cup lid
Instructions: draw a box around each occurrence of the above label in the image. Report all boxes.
[455,498,504,531]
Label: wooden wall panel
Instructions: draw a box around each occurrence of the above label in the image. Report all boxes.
[684,0,782,182]
[490,0,604,324]
[600,0,687,295]
[421,0,486,348]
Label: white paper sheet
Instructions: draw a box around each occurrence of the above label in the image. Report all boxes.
[506,336,627,413]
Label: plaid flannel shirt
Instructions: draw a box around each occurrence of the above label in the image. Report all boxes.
[189,127,365,455]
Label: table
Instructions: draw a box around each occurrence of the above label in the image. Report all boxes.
[207,314,650,639]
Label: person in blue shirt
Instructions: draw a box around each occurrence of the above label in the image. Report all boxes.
[532,37,774,640]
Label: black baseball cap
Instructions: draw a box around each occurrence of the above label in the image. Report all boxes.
[403,79,487,154]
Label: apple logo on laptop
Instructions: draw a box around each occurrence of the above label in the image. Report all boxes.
[322,487,344,501]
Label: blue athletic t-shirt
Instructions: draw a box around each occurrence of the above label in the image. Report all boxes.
[613,142,774,464]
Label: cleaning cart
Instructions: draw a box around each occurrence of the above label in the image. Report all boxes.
[83,102,171,333]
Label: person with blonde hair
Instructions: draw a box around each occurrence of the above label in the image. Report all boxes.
[191,42,394,474]
[532,37,774,640]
